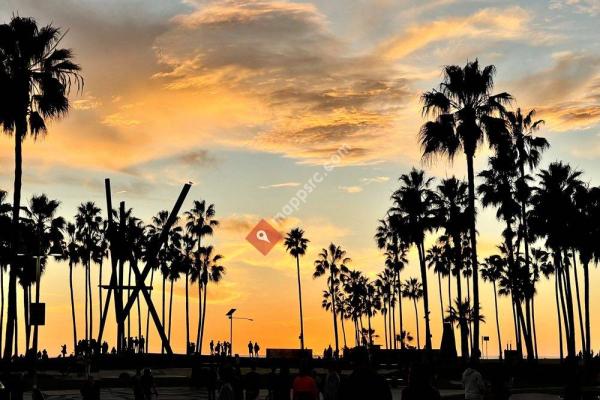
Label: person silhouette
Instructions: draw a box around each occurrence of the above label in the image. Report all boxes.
[141,368,157,400]
[401,364,440,400]
[292,363,319,400]
[80,375,100,400]
[61,344,67,358]
[210,340,215,355]
[253,342,260,357]
[248,341,254,357]
[132,369,144,400]
[244,364,260,400]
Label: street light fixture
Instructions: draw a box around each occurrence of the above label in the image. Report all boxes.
[226,308,254,355]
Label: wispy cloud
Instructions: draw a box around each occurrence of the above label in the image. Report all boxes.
[259,182,301,189]
[361,176,390,184]
[338,185,363,193]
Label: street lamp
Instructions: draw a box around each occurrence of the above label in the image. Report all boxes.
[226,308,253,355]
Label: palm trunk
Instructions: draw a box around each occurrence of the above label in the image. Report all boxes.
[555,272,564,360]
[417,243,432,350]
[161,275,166,354]
[330,272,340,355]
[570,251,586,354]
[453,234,469,359]
[145,268,154,353]
[492,281,502,359]
[4,119,24,360]
[88,260,93,341]
[531,296,539,359]
[195,281,202,352]
[556,254,574,359]
[413,299,420,349]
[340,312,347,348]
[23,285,30,352]
[69,263,78,355]
[127,265,131,340]
[583,261,591,357]
[185,272,190,354]
[394,271,404,349]
[167,279,174,343]
[98,260,103,340]
[447,275,451,318]
[367,308,373,346]
[466,153,480,356]
[84,265,89,341]
[391,296,396,349]
[295,256,305,350]
[383,309,388,349]
[199,282,208,355]
[438,273,444,325]
[560,251,576,358]
[0,266,4,355]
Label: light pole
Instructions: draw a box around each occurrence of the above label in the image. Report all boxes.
[225,308,253,355]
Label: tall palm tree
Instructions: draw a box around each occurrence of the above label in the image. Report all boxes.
[284,228,309,350]
[402,278,423,349]
[0,16,82,359]
[185,200,218,354]
[180,234,195,353]
[530,162,583,359]
[435,177,470,358]
[481,255,505,359]
[197,245,225,354]
[420,60,511,355]
[147,210,181,353]
[21,194,65,352]
[61,223,80,355]
[75,202,102,341]
[166,262,181,345]
[390,169,437,350]
[314,243,350,355]
[426,244,450,324]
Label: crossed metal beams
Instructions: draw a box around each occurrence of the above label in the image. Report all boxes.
[97,178,191,354]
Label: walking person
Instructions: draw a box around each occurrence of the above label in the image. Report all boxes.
[292,364,319,400]
[253,342,260,358]
[141,369,158,400]
[323,364,341,400]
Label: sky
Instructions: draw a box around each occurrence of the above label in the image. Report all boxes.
[1,0,599,358]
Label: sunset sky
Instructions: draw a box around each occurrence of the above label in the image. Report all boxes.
[1,0,600,358]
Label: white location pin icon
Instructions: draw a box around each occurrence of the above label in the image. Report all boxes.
[256,230,270,243]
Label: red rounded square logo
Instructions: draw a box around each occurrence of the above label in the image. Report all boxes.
[246,219,282,255]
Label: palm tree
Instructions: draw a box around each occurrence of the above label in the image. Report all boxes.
[185,200,218,354]
[435,177,470,358]
[420,60,511,355]
[62,223,80,355]
[180,234,195,353]
[197,245,225,354]
[426,244,450,324]
[284,228,309,350]
[21,194,65,352]
[147,210,182,353]
[0,16,82,359]
[390,169,437,350]
[314,243,350,355]
[481,255,505,359]
[166,262,181,345]
[402,278,423,349]
[75,202,102,341]
[530,162,583,359]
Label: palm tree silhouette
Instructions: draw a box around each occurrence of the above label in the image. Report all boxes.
[21,194,65,353]
[0,16,82,359]
[185,200,218,354]
[530,162,583,359]
[284,227,309,350]
[61,223,80,355]
[197,245,225,353]
[434,177,470,357]
[401,278,423,349]
[148,210,181,353]
[426,245,450,325]
[481,255,505,359]
[391,169,437,350]
[75,202,103,341]
[420,60,511,355]
[314,243,350,355]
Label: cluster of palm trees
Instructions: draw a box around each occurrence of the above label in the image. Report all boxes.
[0,190,227,357]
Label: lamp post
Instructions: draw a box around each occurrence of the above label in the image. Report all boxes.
[225,308,253,355]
